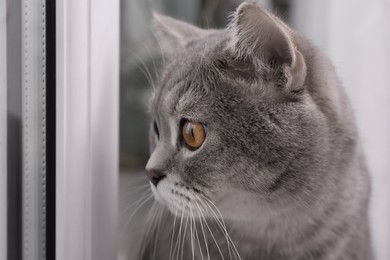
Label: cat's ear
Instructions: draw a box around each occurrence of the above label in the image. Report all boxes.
[152,13,206,54]
[228,2,306,91]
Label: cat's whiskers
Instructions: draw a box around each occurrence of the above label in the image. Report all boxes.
[119,174,148,188]
[180,215,189,260]
[187,198,203,260]
[148,25,166,67]
[191,206,204,260]
[189,204,195,260]
[143,44,160,80]
[119,192,153,239]
[138,202,158,257]
[198,196,232,258]
[152,205,164,260]
[128,50,157,90]
[126,57,155,90]
[194,201,211,260]
[122,19,166,82]
[133,22,170,90]
[119,183,150,199]
[200,195,241,260]
[158,180,241,259]
[119,188,152,218]
[197,197,235,260]
[169,208,179,260]
[140,202,158,254]
[172,208,185,260]
[194,199,226,260]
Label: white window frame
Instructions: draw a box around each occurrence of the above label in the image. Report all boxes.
[56,0,119,259]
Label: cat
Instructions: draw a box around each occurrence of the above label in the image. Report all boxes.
[136,1,374,259]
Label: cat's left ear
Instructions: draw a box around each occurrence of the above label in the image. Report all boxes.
[152,13,206,55]
[228,2,306,92]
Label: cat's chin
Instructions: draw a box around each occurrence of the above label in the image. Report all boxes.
[151,177,206,218]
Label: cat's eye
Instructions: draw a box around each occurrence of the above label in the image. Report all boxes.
[182,120,206,149]
[153,121,160,139]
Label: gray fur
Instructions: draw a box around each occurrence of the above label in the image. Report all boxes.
[138,2,374,259]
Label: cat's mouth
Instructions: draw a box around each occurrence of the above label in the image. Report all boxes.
[151,177,209,218]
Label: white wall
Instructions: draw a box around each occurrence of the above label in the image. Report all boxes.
[329,2,390,260]
[292,1,390,259]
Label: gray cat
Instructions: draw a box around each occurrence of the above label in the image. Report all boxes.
[137,2,374,259]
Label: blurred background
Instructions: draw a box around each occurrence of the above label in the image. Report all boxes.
[119,0,390,259]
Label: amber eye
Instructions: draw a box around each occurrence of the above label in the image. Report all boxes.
[182,120,206,149]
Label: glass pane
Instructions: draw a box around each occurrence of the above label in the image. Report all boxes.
[119,1,390,260]
[118,1,271,258]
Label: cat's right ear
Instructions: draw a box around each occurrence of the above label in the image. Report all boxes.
[228,2,306,92]
[152,13,205,55]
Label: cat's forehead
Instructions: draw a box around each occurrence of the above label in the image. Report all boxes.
[151,35,227,119]
[151,74,210,121]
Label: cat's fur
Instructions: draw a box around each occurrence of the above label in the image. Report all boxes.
[138,2,374,259]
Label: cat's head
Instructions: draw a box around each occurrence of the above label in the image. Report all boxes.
[146,2,330,220]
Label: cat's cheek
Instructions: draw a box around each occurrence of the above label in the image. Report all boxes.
[151,177,173,206]
[152,179,178,214]
[150,182,165,205]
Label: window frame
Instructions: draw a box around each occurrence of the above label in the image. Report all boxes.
[56,0,119,259]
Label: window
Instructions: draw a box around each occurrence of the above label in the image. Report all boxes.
[2,1,389,260]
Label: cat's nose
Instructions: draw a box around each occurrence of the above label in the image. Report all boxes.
[146,169,166,186]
